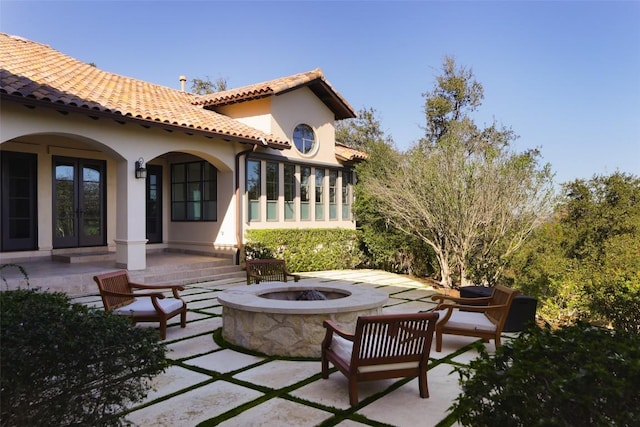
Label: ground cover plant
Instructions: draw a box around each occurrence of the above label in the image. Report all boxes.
[450,323,640,426]
[0,288,168,427]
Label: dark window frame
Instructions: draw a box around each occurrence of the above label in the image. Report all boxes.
[171,160,217,222]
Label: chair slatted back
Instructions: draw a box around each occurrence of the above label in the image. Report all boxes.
[485,285,519,326]
[93,270,135,310]
[352,312,439,367]
[246,259,288,284]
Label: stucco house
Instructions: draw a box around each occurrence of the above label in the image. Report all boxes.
[0,33,365,271]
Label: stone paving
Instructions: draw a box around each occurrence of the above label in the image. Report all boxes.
[73,269,505,427]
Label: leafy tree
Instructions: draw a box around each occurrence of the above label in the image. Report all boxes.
[336,108,438,276]
[190,76,228,94]
[508,172,640,332]
[335,107,393,151]
[356,56,555,288]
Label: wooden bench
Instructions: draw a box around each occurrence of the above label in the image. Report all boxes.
[321,312,439,406]
[245,258,300,285]
[431,284,519,351]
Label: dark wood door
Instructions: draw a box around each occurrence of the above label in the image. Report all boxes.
[1,151,38,251]
[146,164,162,244]
[52,157,106,248]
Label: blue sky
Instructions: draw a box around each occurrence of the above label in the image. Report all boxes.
[2,1,639,186]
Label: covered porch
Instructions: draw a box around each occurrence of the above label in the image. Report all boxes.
[0,250,243,296]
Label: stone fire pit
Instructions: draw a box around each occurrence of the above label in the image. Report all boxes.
[217,282,388,357]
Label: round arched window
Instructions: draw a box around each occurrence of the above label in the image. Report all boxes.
[293,124,316,154]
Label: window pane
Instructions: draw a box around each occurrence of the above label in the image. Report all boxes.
[172,183,185,201]
[172,164,185,183]
[300,202,310,220]
[266,162,278,201]
[315,169,324,220]
[329,170,337,219]
[172,202,185,220]
[187,183,201,201]
[342,169,352,220]
[267,201,277,221]
[329,170,337,203]
[315,169,324,203]
[203,201,217,220]
[285,201,295,220]
[249,200,260,221]
[9,219,30,238]
[284,164,295,202]
[300,167,310,202]
[247,160,260,201]
[187,201,201,220]
[187,162,201,181]
[293,124,316,154]
[203,163,215,180]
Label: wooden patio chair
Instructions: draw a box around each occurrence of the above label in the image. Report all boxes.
[93,270,187,340]
[321,312,439,406]
[245,258,300,285]
[430,284,519,352]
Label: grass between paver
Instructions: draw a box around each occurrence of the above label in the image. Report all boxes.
[74,273,475,426]
[122,325,470,426]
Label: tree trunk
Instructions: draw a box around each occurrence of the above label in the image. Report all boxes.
[436,253,453,288]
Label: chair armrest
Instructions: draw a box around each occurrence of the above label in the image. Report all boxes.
[437,302,508,312]
[431,294,493,304]
[129,282,185,300]
[288,272,301,282]
[249,273,266,284]
[101,289,166,300]
[323,320,355,341]
[129,282,185,291]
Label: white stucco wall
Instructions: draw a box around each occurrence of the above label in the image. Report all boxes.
[0,102,243,266]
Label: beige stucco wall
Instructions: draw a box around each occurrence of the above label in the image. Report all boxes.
[215,88,341,166]
[0,102,241,263]
[1,82,358,266]
[269,88,339,165]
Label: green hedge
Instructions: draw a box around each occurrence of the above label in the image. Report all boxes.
[1,289,167,426]
[244,228,365,272]
[450,323,640,426]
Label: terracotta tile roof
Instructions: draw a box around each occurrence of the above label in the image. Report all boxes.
[335,142,368,162]
[195,68,357,120]
[0,33,289,148]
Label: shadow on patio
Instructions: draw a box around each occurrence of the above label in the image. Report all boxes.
[70,269,508,427]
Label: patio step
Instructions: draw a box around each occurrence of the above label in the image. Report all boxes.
[130,261,245,286]
[51,251,116,263]
[2,254,246,296]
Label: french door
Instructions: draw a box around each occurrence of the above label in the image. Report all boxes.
[145,164,162,244]
[53,157,106,248]
[1,151,38,251]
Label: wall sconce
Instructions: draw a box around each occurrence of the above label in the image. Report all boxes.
[135,157,147,179]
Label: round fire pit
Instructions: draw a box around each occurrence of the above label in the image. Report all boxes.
[217,282,388,357]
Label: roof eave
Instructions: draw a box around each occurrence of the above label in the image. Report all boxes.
[306,80,357,120]
[1,93,291,149]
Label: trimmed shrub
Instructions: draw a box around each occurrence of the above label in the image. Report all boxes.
[1,289,168,427]
[245,228,365,272]
[450,323,640,426]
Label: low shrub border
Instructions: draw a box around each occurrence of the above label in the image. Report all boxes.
[1,288,168,426]
[244,228,365,272]
[450,323,640,426]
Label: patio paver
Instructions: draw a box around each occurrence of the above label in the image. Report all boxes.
[71,269,506,426]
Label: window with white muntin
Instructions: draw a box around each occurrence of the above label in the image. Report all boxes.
[293,124,316,155]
